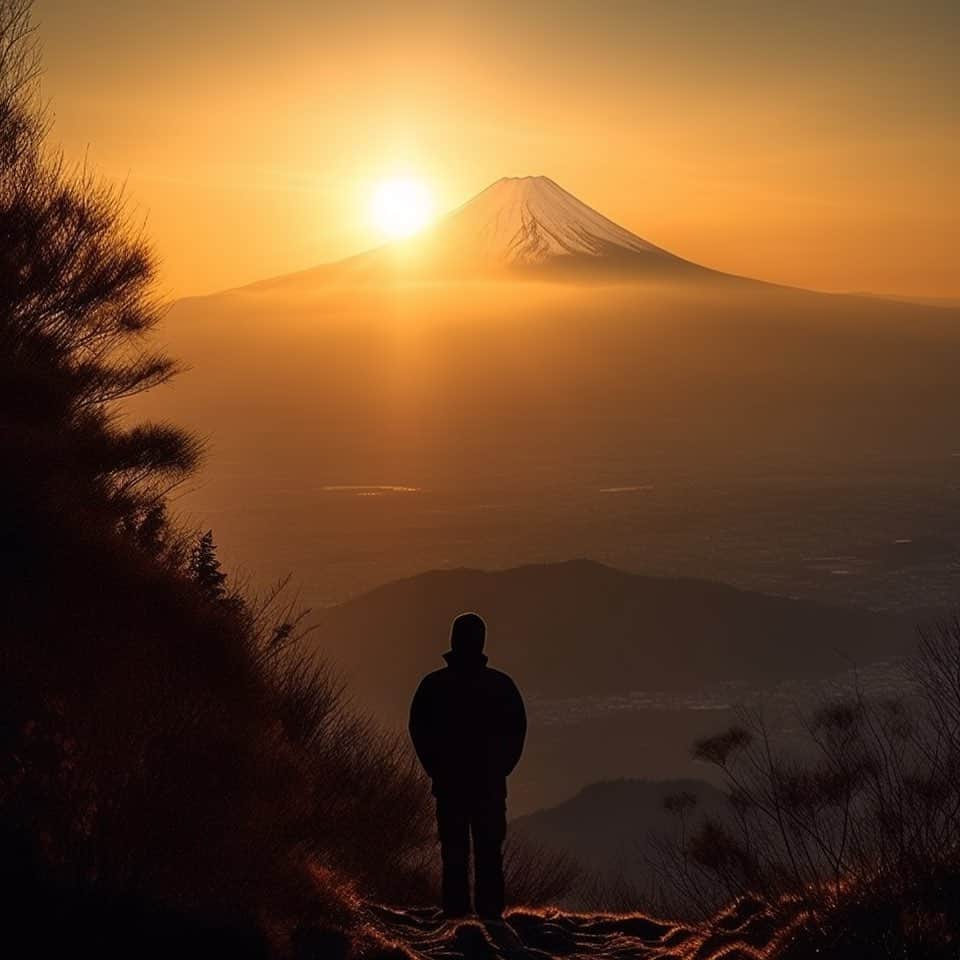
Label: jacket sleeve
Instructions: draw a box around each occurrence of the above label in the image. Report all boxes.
[408,677,438,778]
[501,678,527,777]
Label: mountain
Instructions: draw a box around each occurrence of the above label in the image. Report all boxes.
[433,176,678,266]
[307,560,916,812]
[392,175,714,279]
[311,559,911,716]
[241,175,733,290]
[513,778,728,902]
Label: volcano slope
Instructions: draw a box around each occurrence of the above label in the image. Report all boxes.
[239,174,725,287]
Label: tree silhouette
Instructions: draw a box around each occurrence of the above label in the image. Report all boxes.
[0,0,201,534]
[190,529,227,601]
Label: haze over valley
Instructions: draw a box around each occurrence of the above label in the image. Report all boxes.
[139,176,960,612]
[128,176,960,825]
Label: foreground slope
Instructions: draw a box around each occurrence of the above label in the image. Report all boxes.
[369,881,960,959]
[369,900,809,959]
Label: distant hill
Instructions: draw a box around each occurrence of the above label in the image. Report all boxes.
[308,560,915,812]
[311,559,912,718]
[513,778,728,901]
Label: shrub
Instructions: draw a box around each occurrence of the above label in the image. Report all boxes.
[658,616,960,948]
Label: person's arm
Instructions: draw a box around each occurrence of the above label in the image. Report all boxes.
[408,678,438,779]
[502,678,527,776]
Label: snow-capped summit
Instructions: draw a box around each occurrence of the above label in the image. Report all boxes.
[239,175,721,292]
[433,175,677,267]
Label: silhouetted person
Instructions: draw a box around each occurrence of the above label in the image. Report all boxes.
[409,613,526,920]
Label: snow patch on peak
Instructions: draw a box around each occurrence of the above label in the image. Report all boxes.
[434,175,675,267]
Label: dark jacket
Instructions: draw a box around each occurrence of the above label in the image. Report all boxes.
[409,651,526,797]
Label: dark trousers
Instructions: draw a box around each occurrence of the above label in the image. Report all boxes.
[435,792,507,918]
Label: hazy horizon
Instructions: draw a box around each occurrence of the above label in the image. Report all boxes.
[35,0,958,299]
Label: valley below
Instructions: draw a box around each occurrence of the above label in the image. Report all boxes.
[128,207,960,904]
[131,271,960,826]
[142,278,960,614]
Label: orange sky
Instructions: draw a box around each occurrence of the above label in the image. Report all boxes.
[35,1,958,298]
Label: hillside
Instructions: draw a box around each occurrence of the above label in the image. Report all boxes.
[313,559,910,712]
[513,779,728,901]
[309,560,915,811]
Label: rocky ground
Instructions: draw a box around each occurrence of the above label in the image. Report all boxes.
[367,898,807,960]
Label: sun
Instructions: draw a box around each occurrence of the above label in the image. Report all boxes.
[369,176,435,239]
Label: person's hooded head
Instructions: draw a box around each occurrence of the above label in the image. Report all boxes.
[444,612,488,667]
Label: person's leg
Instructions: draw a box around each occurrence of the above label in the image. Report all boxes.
[471,794,507,920]
[436,795,471,917]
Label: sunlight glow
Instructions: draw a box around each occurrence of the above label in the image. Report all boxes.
[369,177,435,239]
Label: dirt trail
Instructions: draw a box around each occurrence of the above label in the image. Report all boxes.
[369,899,806,960]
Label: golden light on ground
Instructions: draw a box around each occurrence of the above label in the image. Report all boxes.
[369,177,436,239]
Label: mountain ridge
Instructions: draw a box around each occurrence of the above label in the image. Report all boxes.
[230,175,752,292]
[307,559,917,811]
[311,557,915,710]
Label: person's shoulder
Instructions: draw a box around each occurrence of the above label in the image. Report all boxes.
[485,667,520,690]
[412,668,447,705]
[417,667,449,687]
